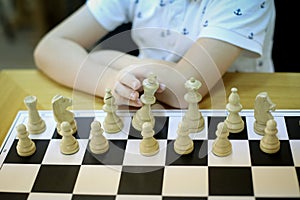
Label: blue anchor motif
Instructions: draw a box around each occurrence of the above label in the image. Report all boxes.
[248,32,254,39]
[260,1,265,8]
[160,0,166,7]
[202,6,207,14]
[233,8,242,16]
[182,28,189,35]
[135,0,139,4]
[137,12,142,18]
[203,20,208,27]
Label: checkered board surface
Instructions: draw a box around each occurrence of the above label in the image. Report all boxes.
[0,109,300,200]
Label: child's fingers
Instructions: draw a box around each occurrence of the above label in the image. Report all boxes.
[113,91,143,107]
[114,81,139,101]
[156,83,166,93]
[118,71,142,90]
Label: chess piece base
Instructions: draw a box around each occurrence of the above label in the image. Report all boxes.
[254,122,265,135]
[260,140,280,154]
[60,141,79,155]
[140,138,159,156]
[188,118,205,133]
[225,120,244,133]
[174,141,194,155]
[212,142,232,157]
[17,142,36,157]
[103,120,123,133]
[28,120,46,134]
[90,141,109,154]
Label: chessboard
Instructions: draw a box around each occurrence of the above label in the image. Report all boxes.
[0,109,299,199]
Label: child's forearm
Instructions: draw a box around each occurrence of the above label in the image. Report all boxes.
[33,37,119,98]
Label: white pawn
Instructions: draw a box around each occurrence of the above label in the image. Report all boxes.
[212,122,232,157]
[140,122,159,156]
[16,124,36,157]
[102,88,123,133]
[224,88,244,133]
[24,95,46,134]
[60,121,79,155]
[89,121,109,154]
[174,121,194,155]
[260,119,280,154]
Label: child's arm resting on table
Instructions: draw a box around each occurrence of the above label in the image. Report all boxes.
[34,5,242,108]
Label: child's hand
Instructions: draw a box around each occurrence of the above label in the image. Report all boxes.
[113,71,143,107]
[112,69,166,107]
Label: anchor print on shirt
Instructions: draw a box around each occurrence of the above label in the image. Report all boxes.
[248,32,254,39]
[182,28,189,35]
[233,8,242,16]
[160,0,166,7]
[137,12,142,18]
[260,1,265,8]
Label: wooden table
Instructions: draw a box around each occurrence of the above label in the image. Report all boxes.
[0,69,299,146]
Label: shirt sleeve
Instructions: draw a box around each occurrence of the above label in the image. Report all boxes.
[86,0,131,31]
[199,0,275,57]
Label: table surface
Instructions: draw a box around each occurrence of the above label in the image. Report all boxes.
[0,69,299,146]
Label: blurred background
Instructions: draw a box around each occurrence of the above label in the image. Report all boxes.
[0,0,298,72]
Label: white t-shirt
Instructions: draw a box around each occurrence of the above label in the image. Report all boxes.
[87,0,276,72]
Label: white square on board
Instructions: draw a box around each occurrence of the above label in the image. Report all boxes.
[42,139,88,165]
[0,164,40,193]
[162,166,208,196]
[73,165,122,195]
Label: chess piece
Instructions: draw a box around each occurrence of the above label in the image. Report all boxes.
[102,88,123,133]
[52,94,77,135]
[89,120,109,154]
[254,92,276,135]
[140,122,159,156]
[132,73,159,131]
[174,121,194,155]
[24,95,46,134]
[260,119,280,154]
[224,88,244,133]
[182,77,204,133]
[60,121,79,155]
[16,124,36,157]
[212,122,232,157]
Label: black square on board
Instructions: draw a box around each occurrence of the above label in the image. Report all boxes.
[52,117,94,139]
[285,116,300,139]
[4,140,49,164]
[208,116,248,139]
[82,140,126,165]
[0,192,28,200]
[209,167,253,196]
[166,140,208,166]
[249,140,294,166]
[118,166,164,195]
[32,165,80,193]
[72,195,115,200]
[128,116,169,139]
[296,167,300,186]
